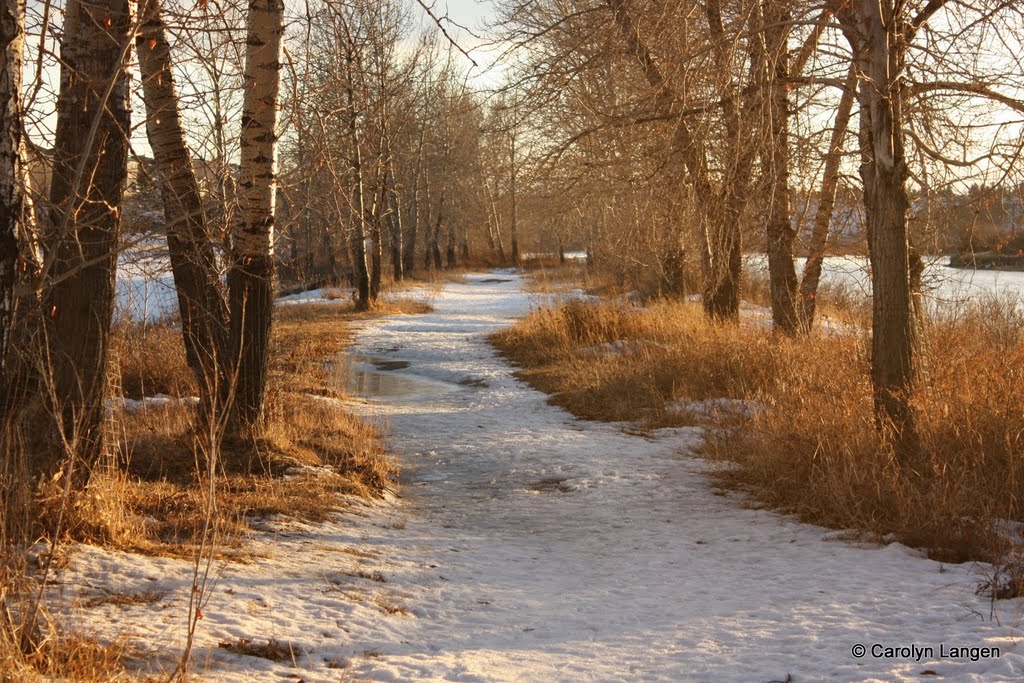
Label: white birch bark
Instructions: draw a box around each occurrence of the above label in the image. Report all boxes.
[228,0,285,429]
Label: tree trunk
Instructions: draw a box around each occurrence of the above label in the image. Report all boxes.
[703,0,750,322]
[403,128,425,277]
[340,35,370,309]
[422,180,433,271]
[759,0,800,335]
[606,0,735,318]
[369,214,382,300]
[798,63,857,331]
[404,191,418,276]
[483,174,506,264]
[228,0,285,431]
[445,220,457,269]
[0,0,24,377]
[854,0,920,458]
[43,0,131,478]
[385,158,403,282]
[431,196,444,271]
[510,137,520,264]
[137,0,230,420]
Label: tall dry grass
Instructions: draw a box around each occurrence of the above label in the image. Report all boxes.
[493,295,1024,563]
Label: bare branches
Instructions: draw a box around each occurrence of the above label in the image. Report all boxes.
[412,0,478,67]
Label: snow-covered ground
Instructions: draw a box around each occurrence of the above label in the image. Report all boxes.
[57,272,1024,682]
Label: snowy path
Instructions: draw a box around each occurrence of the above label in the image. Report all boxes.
[64,273,1024,682]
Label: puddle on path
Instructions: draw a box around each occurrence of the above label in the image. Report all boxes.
[334,353,460,402]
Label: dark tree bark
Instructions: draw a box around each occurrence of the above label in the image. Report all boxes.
[758,0,800,334]
[43,0,131,477]
[509,134,520,264]
[342,40,371,310]
[403,128,425,277]
[605,0,738,320]
[137,0,230,420]
[445,220,457,269]
[430,192,444,270]
[842,0,943,459]
[369,206,382,300]
[385,158,403,281]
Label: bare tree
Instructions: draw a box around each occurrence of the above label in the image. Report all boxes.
[228,0,285,430]
[137,0,231,420]
[42,0,132,477]
[0,0,25,376]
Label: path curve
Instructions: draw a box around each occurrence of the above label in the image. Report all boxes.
[60,273,1024,682]
[335,273,1024,682]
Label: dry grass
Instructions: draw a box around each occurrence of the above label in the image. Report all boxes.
[744,270,871,328]
[492,298,783,424]
[493,295,1024,563]
[521,261,594,294]
[217,637,298,663]
[0,627,139,682]
[34,299,423,559]
[112,319,195,399]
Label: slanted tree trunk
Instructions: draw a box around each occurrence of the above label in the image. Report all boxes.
[798,63,857,330]
[369,197,382,300]
[0,0,25,376]
[43,0,131,478]
[850,0,921,458]
[482,172,506,264]
[137,0,230,420]
[344,76,371,309]
[347,136,371,308]
[422,179,433,271]
[703,0,750,322]
[228,0,285,431]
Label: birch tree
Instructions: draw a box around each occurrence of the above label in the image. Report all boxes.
[0,0,24,376]
[229,0,285,430]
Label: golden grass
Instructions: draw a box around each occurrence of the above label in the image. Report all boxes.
[493,295,1024,563]
[65,302,411,558]
[112,319,195,399]
[492,298,783,424]
[0,627,139,682]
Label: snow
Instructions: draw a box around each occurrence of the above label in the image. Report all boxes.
[54,272,1024,681]
[276,287,355,305]
[747,254,1024,311]
[106,394,200,414]
[116,249,178,322]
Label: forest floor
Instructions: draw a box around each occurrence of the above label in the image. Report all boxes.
[54,272,1024,682]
